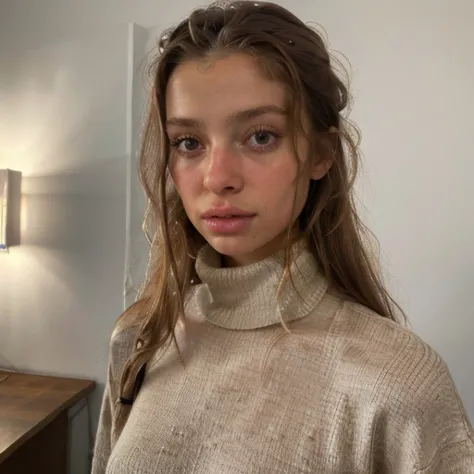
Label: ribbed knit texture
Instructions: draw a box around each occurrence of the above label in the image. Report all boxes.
[93,243,474,473]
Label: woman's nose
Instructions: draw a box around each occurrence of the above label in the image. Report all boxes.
[203,145,244,195]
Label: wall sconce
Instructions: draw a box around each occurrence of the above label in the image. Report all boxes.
[0,169,22,250]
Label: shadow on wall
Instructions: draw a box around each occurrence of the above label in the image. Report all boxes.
[0,155,126,385]
[21,157,126,249]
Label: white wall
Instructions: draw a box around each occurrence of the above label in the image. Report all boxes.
[0,1,473,472]
[0,22,132,474]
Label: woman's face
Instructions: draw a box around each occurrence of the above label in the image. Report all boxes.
[166,53,326,266]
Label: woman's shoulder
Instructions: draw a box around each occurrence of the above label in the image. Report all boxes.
[302,293,428,362]
[107,320,140,382]
[334,301,474,467]
[300,296,469,418]
[324,300,472,431]
[106,299,149,375]
[329,300,452,389]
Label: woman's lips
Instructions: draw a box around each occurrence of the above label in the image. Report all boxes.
[202,215,255,234]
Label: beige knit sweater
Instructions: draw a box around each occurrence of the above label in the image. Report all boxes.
[92,242,474,473]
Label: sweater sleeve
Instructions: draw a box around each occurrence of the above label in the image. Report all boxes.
[379,340,474,473]
[415,438,474,473]
[411,358,474,472]
[91,364,116,474]
[91,326,138,474]
[412,370,474,473]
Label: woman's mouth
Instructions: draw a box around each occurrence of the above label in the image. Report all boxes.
[203,215,255,234]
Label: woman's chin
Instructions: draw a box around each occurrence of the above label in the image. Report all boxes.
[203,233,282,267]
[205,234,254,258]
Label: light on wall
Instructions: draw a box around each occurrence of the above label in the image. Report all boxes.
[0,169,22,250]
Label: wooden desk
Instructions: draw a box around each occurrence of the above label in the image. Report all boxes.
[0,371,95,474]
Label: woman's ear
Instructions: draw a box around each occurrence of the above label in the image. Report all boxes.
[311,159,332,180]
[310,126,337,180]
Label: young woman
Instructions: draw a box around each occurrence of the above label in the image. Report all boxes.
[92,1,474,472]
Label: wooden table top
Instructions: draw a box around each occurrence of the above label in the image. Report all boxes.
[0,371,95,462]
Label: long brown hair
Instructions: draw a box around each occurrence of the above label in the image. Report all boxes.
[113,0,403,428]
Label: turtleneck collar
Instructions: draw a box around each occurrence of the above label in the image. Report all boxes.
[191,239,328,330]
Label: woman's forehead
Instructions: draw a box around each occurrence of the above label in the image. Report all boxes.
[165,53,288,122]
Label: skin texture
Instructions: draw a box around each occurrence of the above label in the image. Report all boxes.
[167,53,329,267]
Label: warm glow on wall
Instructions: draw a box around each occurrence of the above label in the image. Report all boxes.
[0,169,22,250]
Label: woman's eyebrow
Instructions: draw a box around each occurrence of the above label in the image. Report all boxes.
[229,105,287,124]
[166,105,287,129]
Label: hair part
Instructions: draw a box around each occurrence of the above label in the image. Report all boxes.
[113,0,405,425]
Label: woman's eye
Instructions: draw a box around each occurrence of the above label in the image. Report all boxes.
[170,136,201,154]
[252,131,272,145]
[247,130,280,150]
[179,138,200,151]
